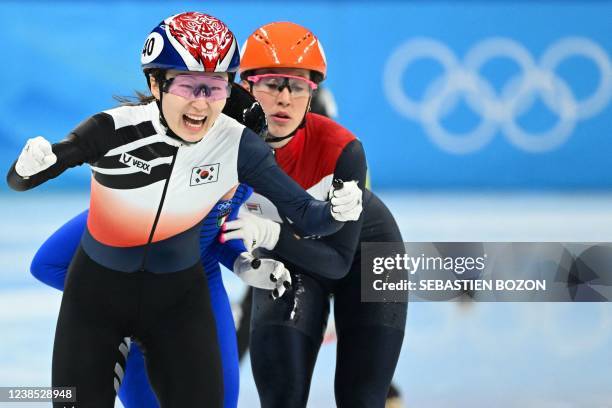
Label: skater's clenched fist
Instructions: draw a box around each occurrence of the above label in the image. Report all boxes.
[15,136,57,178]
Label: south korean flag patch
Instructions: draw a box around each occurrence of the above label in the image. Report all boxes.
[190,163,220,186]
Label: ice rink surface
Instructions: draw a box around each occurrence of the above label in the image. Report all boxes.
[1,191,611,408]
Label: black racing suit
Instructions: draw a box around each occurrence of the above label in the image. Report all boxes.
[244,113,408,408]
[7,102,343,408]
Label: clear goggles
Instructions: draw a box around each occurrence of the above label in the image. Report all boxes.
[161,74,231,101]
[247,74,318,98]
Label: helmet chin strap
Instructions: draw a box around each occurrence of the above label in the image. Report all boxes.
[263,95,311,144]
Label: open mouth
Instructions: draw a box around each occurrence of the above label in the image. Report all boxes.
[183,114,207,130]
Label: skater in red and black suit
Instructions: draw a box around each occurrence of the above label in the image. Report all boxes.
[220,21,408,408]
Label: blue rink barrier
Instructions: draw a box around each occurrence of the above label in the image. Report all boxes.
[1,1,610,190]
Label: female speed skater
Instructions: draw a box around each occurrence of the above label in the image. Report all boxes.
[29,84,278,408]
[7,12,362,407]
[219,21,408,408]
[231,85,407,408]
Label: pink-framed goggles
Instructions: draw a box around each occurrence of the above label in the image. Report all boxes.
[161,74,231,101]
[247,74,318,98]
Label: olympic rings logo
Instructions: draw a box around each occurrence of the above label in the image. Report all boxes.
[383,37,612,154]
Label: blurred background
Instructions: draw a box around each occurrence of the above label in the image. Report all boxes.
[1,1,611,407]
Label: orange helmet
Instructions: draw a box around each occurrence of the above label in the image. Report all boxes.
[239,22,327,80]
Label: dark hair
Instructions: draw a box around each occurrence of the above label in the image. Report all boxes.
[113,92,156,106]
[310,71,324,85]
[111,68,163,106]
